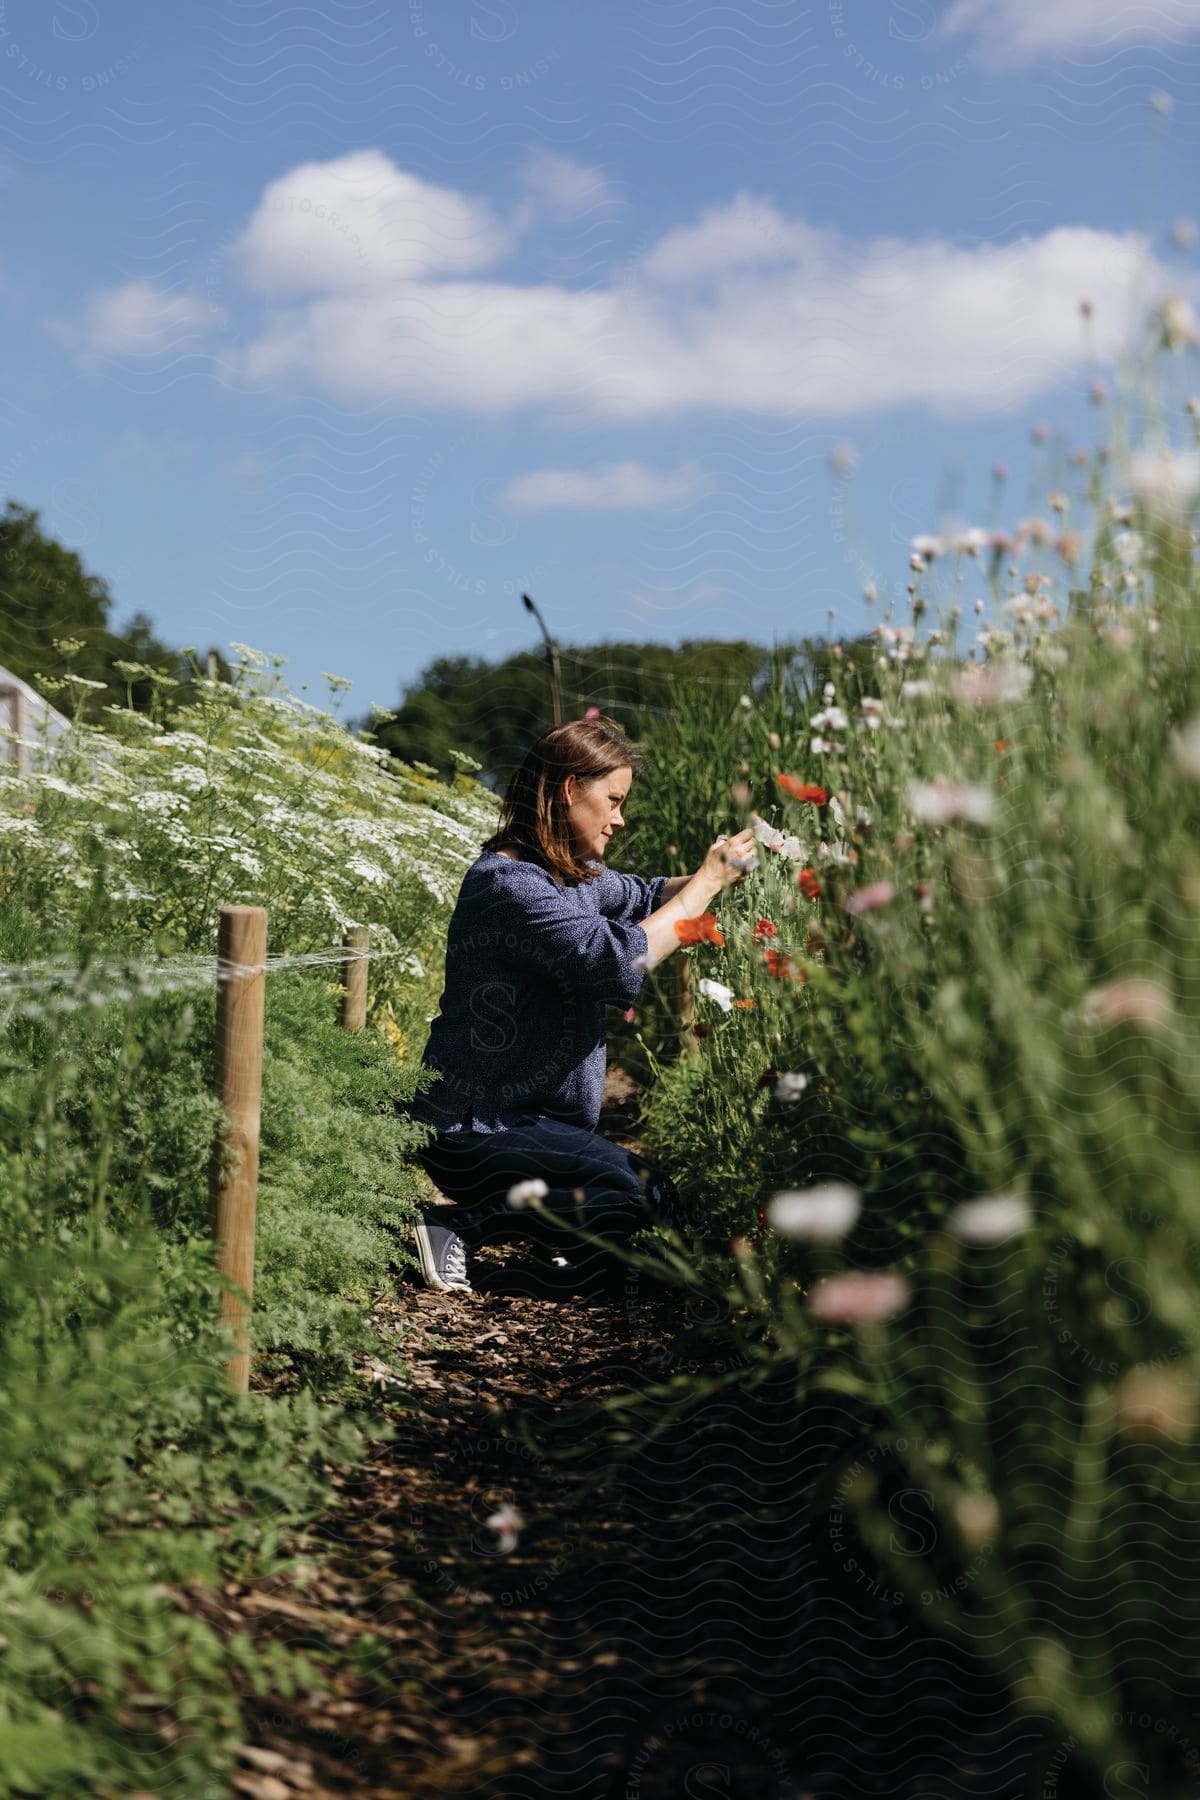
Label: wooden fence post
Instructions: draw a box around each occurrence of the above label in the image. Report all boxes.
[677,953,700,1057]
[339,925,370,1030]
[209,905,267,1395]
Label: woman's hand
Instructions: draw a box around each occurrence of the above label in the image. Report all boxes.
[700,827,759,891]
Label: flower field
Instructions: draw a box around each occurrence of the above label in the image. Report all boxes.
[3,309,1199,1792]
[614,357,1200,1792]
[0,660,497,1794]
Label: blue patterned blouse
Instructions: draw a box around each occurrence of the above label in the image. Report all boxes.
[406,848,670,1136]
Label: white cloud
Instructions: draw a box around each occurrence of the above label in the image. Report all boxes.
[223,178,1169,422]
[58,156,1184,422]
[938,0,1200,68]
[229,148,513,296]
[49,280,224,362]
[637,191,824,285]
[498,459,712,511]
[516,151,620,223]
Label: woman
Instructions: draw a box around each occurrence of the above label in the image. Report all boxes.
[403,714,757,1292]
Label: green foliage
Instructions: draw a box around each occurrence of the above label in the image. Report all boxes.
[0,499,228,719]
[365,635,849,781]
[0,645,487,1790]
[623,352,1200,1788]
[0,646,498,1028]
[0,989,380,1796]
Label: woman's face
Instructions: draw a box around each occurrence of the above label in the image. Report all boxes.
[564,765,633,860]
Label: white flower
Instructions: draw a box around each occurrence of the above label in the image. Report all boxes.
[823,682,836,702]
[506,1179,548,1209]
[778,833,805,861]
[697,978,734,1014]
[750,812,785,852]
[827,794,845,828]
[1158,292,1198,349]
[911,534,947,559]
[773,1072,809,1101]
[946,1193,1032,1243]
[769,1182,860,1242]
[811,706,848,733]
[1129,446,1200,526]
[1170,717,1200,779]
[907,778,997,827]
[902,680,935,701]
[346,853,388,886]
[953,527,990,557]
[738,693,753,709]
[485,1503,524,1553]
[811,736,834,755]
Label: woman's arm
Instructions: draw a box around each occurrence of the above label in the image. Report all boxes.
[638,828,759,968]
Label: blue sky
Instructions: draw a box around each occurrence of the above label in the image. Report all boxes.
[2,0,1199,718]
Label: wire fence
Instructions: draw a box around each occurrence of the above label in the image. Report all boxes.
[1,907,403,1394]
[0,939,418,1014]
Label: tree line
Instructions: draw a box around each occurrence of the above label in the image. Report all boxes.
[1,497,877,778]
[0,500,229,716]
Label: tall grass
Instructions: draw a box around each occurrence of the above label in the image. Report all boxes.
[624,308,1200,1792]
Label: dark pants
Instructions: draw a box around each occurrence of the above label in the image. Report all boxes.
[416,1115,679,1250]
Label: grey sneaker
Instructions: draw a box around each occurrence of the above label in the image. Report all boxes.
[412,1212,472,1292]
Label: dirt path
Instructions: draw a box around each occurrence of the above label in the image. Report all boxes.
[188,1070,1026,1800]
[194,1069,750,1799]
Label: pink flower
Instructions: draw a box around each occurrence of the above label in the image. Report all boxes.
[584,706,601,719]
[622,1006,635,1023]
[951,663,1032,707]
[1114,1369,1197,1443]
[808,1270,910,1326]
[906,778,997,827]
[1084,979,1172,1027]
[844,881,895,917]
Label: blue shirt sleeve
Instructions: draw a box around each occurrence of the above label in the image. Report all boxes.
[589,864,671,926]
[482,863,653,1007]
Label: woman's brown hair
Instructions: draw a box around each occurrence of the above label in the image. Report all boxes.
[481,715,645,884]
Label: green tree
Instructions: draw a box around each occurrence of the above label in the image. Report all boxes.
[364,634,871,784]
[0,500,112,694]
[0,500,227,718]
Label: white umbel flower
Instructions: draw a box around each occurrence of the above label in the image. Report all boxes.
[768,1182,861,1242]
[946,1193,1031,1243]
[507,1179,548,1209]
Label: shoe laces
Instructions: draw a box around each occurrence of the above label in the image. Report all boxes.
[445,1234,470,1287]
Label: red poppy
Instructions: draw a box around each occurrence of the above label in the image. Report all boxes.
[674,915,725,946]
[764,948,800,980]
[735,997,756,1009]
[753,917,778,942]
[797,868,821,900]
[778,775,828,805]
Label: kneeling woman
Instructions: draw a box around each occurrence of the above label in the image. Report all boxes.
[403,714,755,1291]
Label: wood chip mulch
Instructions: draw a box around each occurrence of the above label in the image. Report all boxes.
[169,1066,1033,1800]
